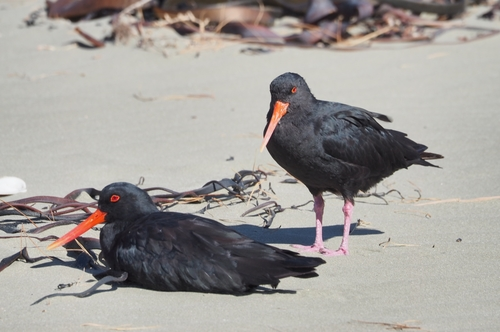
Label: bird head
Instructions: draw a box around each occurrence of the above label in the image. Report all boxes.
[261,72,313,152]
[47,182,158,250]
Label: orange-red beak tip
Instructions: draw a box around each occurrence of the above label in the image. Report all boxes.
[45,209,107,251]
[47,237,70,250]
[46,243,58,250]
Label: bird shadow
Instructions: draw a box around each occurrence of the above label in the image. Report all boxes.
[230,223,384,246]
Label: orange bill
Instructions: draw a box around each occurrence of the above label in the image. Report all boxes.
[47,209,107,250]
[260,101,289,152]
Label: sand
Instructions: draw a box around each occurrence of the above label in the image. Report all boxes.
[1,0,500,330]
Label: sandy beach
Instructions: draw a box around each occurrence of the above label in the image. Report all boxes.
[1,0,500,330]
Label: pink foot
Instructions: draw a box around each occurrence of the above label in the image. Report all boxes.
[292,244,349,256]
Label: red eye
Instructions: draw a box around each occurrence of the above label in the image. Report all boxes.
[110,194,120,203]
[291,87,297,93]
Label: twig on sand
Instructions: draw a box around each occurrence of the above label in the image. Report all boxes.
[74,27,105,48]
[393,209,431,219]
[350,219,371,234]
[415,195,500,206]
[355,319,429,330]
[336,25,393,48]
[133,92,214,102]
[81,323,160,330]
[378,237,420,249]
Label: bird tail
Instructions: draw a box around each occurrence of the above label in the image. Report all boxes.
[388,129,444,168]
[420,152,444,160]
[369,111,392,123]
[280,249,326,279]
[415,145,444,168]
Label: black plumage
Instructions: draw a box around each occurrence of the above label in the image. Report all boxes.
[261,72,443,256]
[49,182,325,294]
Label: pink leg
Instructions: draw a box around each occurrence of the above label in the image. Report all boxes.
[336,199,353,256]
[292,196,352,256]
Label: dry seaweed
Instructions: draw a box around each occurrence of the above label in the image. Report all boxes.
[37,0,500,53]
[0,170,267,227]
[355,319,429,330]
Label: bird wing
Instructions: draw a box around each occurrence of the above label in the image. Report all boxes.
[107,212,250,293]
[315,103,407,178]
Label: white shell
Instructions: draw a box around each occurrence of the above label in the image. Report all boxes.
[0,177,27,195]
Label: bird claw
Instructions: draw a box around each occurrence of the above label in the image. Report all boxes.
[292,244,349,256]
[322,247,349,257]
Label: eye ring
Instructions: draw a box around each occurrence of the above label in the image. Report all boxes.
[291,86,297,94]
[110,194,120,203]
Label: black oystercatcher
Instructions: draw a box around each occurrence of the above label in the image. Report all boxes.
[261,72,443,256]
[48,182,325,294]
